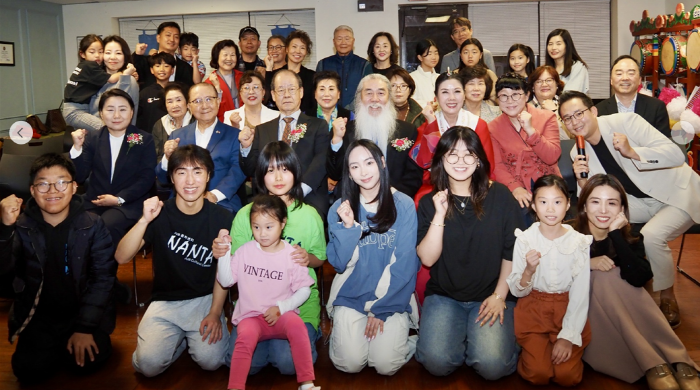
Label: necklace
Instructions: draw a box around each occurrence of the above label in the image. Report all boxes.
[452,194,470,214]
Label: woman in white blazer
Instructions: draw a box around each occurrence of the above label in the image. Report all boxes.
[223,71,279,130]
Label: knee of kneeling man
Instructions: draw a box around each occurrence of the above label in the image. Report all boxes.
[417,354,458,377]
[193,353,224,371]
[132,352,169,377]
[374,361,402,376]
[331,353,366,374]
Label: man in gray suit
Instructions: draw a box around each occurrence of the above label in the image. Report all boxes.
[561,91,700,329]
[595,55,671,138]
[440,17,495,74]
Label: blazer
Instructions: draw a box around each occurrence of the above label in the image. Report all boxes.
[132,53,193,90]
[570,113,700,223]
[156,120,245,212]
[265,65,316,114]
[241,113,330,196]
[223,104,279,129]
[73,125,156,221]
[595,93,671,138]
[327,119,423,199]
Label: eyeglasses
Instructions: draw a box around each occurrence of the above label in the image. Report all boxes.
[496,92,525,102]
[267,45,284,52]
[445,153,477,165]
[241,85,262,93]
[275,86,299,96]
[451,27,470,36]
[190,96,218,106]
[534,78,555,86]
[561,108,590,125]
[391,83,409,92]
[33,180,72,193]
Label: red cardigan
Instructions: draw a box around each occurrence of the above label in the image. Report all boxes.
[206,70,243,123]
[488,104,561,192]
[410,116,495,186]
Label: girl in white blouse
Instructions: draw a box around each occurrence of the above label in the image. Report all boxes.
[506,175,592,387]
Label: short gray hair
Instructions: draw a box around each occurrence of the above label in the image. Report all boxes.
[334,25,354,36]
[271,69,303,92]
[354,73,392,106]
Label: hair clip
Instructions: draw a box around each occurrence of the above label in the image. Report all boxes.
[446,67,452,76]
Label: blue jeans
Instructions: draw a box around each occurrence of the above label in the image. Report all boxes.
[415,294,519,380]
[225,322,319,375]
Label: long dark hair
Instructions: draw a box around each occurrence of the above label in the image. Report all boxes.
[340,140,396,235]
[430,127,491,219]
[575,174,638,244]
[254,141,304,211]
[545,29,588,77]
[367,32,399,65]
[457,38,485,72]
[507,43,536,76]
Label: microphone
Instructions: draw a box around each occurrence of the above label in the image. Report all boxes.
[576,135,587,179]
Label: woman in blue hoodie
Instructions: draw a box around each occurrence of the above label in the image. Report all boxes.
[326,139,419,376]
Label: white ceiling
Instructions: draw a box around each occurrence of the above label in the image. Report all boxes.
[42,0,140,4]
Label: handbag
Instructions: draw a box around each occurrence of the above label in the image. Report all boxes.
[45,100,67,134]
[25,114,49,137]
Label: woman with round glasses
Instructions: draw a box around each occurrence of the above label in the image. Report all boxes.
[264,35,287,72]
[223,71,279,132]
[386,68,425,128]
[527,65,571,140]
[415,127,522,380]
[489,73,561,224]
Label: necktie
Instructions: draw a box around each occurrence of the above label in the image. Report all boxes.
[282,117,294,144]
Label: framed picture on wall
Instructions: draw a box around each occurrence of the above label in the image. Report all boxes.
[0,41,15,66]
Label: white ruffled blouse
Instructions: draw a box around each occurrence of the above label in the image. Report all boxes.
[506,223,592,346]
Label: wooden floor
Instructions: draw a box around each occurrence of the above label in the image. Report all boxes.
[1,235,699,390]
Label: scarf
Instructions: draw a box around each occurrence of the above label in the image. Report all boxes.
[162,111,193,136]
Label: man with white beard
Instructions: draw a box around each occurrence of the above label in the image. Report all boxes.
[327,74,423,199]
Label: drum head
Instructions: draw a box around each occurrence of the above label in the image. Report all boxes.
[687,31,700,71]
[661,38,677,74]
[630,43,643,63]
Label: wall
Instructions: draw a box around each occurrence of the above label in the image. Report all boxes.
[0,0,65,132]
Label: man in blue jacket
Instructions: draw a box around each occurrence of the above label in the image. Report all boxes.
[0,153,116,383]
[316,25,372,110]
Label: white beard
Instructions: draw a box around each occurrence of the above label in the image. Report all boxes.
[354,102,398,156]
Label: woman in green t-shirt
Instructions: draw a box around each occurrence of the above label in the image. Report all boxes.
[222,141,326,376]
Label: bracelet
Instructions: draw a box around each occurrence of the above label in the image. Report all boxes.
[492,292,507,309]
[429,221,446,227]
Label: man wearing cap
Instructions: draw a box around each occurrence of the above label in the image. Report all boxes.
[238,26,266,76]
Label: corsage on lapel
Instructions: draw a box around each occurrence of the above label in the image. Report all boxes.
[288,123,307,144]
[126,133,143,154]
[391,137,414,152]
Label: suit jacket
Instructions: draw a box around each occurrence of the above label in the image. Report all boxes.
[327,120,423,199]
[570,113,700,223]
[73,125,156,220]
[241,113,329,192]
[156,120,246,213]
[132,53,194,90]
[595,94,671,138]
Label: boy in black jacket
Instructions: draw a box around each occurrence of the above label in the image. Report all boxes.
[0,153,116,383]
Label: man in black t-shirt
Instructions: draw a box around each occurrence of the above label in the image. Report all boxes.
[561,91,700,329]
[115,145,233,377]
[237,26,266,75]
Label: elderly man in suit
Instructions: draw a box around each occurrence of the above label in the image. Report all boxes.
[239,69,330,218]
[327,73,423,199]
[595,55,671,138]
[156,83,246,213]
[561,91,700,329]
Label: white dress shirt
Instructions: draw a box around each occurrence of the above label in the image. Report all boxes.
[507,223,592,346]
[615,93,638,113]
[410,66,438,108]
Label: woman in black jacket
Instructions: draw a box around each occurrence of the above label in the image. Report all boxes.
[574,174,699,390]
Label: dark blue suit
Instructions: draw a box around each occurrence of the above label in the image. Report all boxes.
[156,120,246,213]
[72,125,157,247]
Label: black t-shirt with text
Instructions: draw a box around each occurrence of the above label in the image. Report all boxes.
[64,61,111,104]
[144,199,234,301]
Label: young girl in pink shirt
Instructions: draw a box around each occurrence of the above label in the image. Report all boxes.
[215,195,319,390]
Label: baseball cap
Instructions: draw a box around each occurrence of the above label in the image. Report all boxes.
[239,26,260,40]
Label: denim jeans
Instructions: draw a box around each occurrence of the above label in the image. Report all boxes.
[225,322,319,375]
[415,294,519,380]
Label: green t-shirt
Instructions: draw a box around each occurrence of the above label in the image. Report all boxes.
[231,201,327,330]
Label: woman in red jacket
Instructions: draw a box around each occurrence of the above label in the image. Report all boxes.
[409,72,494,198]
[489,72,561,225]
[206,39,243,122]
